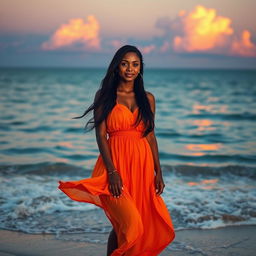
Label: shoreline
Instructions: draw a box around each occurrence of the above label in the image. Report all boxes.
[0,225,255,256]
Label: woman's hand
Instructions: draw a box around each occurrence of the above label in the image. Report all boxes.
[155,172,165,196]
[108,171,123,198]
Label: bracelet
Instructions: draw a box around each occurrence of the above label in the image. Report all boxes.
[108,169,118,175]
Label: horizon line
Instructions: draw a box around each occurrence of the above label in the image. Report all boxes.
[0,66,255,71]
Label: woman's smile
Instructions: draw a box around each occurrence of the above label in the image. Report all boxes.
[125,73,134,77]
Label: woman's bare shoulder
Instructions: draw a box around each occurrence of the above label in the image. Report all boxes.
[146,91,155,103]
[146,91,155,112]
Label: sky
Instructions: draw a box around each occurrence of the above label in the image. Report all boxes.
[0,0,256,69]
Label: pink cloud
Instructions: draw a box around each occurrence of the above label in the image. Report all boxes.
[139,44,156,54]
[230,30,256,57]
[173,5,233,52]
[41,15,100,51]
[159,41,170,53]
[110,40,126,49]
[166,5,256,57]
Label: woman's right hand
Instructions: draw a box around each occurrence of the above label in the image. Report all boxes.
[108,171,123,198]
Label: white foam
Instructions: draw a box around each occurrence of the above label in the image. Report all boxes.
[0,170,256,240]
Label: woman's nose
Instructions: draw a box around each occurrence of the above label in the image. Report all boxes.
[127,65,132,71]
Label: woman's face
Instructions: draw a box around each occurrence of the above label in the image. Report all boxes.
[118,52,141,82]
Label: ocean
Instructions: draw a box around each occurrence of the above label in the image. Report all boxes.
[0,67,255,245]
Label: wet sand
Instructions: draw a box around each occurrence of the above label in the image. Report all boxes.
[0,225,255,256]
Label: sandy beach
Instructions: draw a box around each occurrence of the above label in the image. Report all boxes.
[0,225,255,256]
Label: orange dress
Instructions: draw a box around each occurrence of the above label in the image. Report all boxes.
[58,99,175,256]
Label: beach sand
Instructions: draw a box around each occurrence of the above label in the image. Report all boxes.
[0,225,255,256]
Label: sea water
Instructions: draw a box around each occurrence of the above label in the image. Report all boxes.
[0,67,255,244]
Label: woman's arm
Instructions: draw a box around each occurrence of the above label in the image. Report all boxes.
[93,90,123,198]
[145,91,165,196]
[145,92,162,176]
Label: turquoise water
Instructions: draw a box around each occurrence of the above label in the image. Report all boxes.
[1,67,256,167]
[0,67,255,241]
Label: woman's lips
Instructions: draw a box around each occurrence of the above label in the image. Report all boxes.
[125,73,134,77]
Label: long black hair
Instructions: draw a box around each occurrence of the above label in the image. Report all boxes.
[73,45,154,137]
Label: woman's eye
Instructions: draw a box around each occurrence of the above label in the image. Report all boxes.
[121,62,139,67]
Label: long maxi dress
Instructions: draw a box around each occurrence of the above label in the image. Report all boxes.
[58,99,175,256]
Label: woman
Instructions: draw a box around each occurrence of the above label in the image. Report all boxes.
[58,45,175,256]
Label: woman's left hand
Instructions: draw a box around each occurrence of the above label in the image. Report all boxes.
[154,172,165,196]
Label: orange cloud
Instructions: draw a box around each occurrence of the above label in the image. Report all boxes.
[41,15,100,51]
[230,30,256,57]
[173,5,233,52]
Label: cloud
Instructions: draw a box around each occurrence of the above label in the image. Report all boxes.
[139,44,156,54]
[173,5,233,52]
[230,30,256,57]
[155,5,256,58]
[159,41,170,53]
[41,15,100,51]
[110,39,126,49]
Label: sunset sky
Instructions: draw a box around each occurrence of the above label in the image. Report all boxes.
[1,0,256,68]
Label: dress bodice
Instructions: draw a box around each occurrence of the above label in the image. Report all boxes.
[106,100,145,134]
